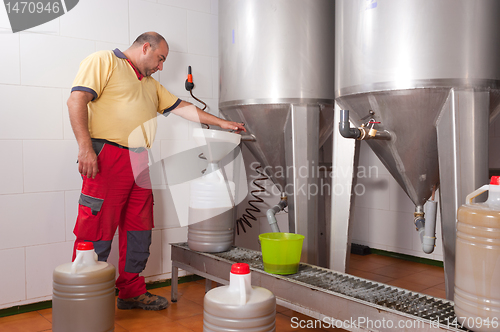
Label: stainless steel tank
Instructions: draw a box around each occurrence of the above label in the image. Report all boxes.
[219,0,335,265]
[335,0,500,300]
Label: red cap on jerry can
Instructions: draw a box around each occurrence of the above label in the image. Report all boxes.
[231,263,250,275]
[491,176,500,186]
[76,242,94,251]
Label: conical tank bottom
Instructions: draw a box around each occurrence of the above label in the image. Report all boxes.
[220,104,289,189]
[220,104,334,190]
[337,88,451,207]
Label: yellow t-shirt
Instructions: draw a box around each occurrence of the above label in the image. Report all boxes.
[71,49,180,148]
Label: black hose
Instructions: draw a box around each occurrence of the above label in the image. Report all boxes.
[189,89,209,129]
[235,165,269,234]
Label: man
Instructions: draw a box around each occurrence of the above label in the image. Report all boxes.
[67,32,245,311]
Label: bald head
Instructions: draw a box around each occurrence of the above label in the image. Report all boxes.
[123,32,169,77]
[132,32,169,51]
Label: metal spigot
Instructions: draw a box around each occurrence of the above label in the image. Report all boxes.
[339,110,391,141]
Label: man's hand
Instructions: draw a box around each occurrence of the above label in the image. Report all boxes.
[78,144,99,179]
[171,101,248,133]
[219,120,246,133]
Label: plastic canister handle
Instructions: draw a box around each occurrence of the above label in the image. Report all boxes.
[465,185,489,205]
[71,252,84,274]
[239,275,247,305]
[70,249,98,274]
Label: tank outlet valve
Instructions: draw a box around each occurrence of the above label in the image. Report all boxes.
[367,121,380,138]
[339,110,391,140]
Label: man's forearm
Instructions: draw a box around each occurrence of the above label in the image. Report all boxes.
[67,90,100,178]
[67,91,94,149]
[195,107,225,126]
[170,100,246,132]
[171,101,224,126]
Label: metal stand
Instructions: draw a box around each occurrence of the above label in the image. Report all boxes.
[170,243,465,332]
[330,105,358,272]
[436,89,490,300]
[284,104,320,265]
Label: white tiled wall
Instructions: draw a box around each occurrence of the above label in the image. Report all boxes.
[59,0,129,45]
[0,192,66,251]
[25,242,74,299]
[161,51,214,98]
[23,140,82,192]
[158,0,212,14]
[64,190,80,241]
[187,11,218,56]
[0,32,20,85]
[0,0,219,309]
[0,85,63,139]
[20,34,95,88]
[0,8,10,30]
[0,141,23,195]
[129,0,188,53]
[0,248,26,304]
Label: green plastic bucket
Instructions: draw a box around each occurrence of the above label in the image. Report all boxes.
[259,232,304,275]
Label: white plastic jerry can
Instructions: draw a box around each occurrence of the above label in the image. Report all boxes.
[52,242,116,332]
[188,169,236,253]
[203,263,276,332]
[455,176,500,332]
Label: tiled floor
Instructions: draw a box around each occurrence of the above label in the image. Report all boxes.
[0,253,445,331]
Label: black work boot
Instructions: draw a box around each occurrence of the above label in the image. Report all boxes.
[117,291,170,310]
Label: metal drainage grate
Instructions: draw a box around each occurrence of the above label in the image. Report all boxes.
[211,245,469,331]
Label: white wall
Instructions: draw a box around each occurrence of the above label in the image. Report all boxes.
[0,0,220,309]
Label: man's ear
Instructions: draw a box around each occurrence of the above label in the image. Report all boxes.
[142,43,150,55]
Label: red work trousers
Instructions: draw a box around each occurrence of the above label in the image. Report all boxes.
[73,142,154,299]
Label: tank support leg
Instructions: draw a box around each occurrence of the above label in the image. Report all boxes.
[171,263,178,302]
[436,88,490,300]
[205,278,212,293]
[329,104,358,273]
[284,104,320,265]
